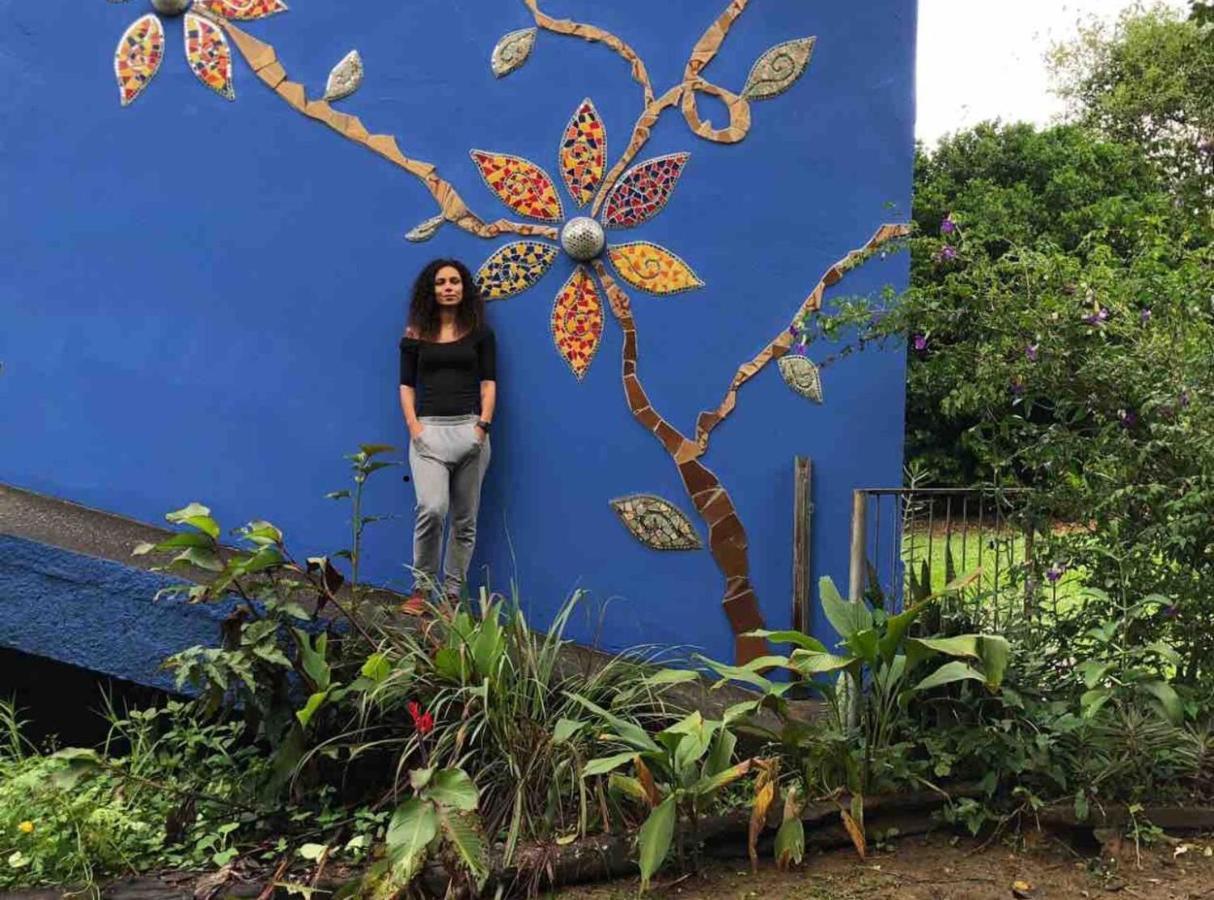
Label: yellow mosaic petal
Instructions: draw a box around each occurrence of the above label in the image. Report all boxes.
[607,242,704,296]
[610,494,702,551]
[551,267,604,380]
[194,0,289,20]
[559,98,607,208]
[470,151,564,223]
[114,15,164,107]
[475,241,559,301]
[184,13,235,101]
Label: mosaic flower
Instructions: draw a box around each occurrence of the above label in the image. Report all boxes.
[472,98,704,379]
[109,0,287,106]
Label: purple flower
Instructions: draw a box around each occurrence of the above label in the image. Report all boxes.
[1025,343,1039,362]
[788,324,798,337]
[1163,605,1179,620]
[1119,408,1138,428]
[1010,380,1025,396]
[940,215,957,235]
[1180,390,1191,408]
[1140,308,1152,324]
[912,333,928,352]
[1046,563,1066,584]
[936,245,958,263]
[1082,307,1111,326]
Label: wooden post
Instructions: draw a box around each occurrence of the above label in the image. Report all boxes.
[792,457,813,634]
[849,490,867,602]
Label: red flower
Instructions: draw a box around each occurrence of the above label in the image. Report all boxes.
[409,701,435,735]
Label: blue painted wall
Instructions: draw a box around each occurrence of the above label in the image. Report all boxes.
[0,0,915,674]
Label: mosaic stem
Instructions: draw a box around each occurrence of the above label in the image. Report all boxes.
[592,260,768,665]
[693,223,912,452]
[215,18,558,242]
[522,0,656,107]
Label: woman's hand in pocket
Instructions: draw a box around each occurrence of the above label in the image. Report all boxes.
[409,422,426,442]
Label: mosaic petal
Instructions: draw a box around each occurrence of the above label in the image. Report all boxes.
[550,267,604,380]
[114,15,164,107]
[194,0,290,20]
[475,241,559,301]
[607,242,703,296]
[778,355,824,404]
[610,494,702,551]
[601,153,689,229]
[741,37,816,101]
[470,151,564,223]
[559,98,607,208]
[184,13,235,101]
[491,27,537,78]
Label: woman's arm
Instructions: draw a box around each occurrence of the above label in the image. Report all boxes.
[477,380,497,441]
[400,385,423,439]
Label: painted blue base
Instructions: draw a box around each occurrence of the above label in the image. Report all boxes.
[0,536,238,692]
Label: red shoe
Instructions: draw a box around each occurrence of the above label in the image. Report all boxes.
[399,591,428,616]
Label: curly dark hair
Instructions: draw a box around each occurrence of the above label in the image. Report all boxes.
[405,259,484,340]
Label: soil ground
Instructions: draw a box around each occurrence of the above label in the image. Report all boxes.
[551,832,1214,899]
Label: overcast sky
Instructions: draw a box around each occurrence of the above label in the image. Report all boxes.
[916,0,1190,145]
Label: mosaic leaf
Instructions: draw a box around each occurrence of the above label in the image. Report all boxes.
[601,153,690,229]
[323,50,363,102]
[741,37,816,101]
[778,355,824,404]
[560,98,607,208]
[194,0,289,20]
[550,267,604,380]
[405,214,446,243]
[114,15,164,107]
[184,13,235,101]
[607,242,703,296]
[491,27,537,78]
[610,495,702,551]
[470,151,564,223]
[475,241,559,301]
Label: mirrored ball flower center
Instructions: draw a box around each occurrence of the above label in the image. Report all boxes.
[151,0,192,16]
[560,217,606,262]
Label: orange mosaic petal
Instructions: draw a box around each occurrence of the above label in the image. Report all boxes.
[607,242,704,295]
[559,98,607,208]
[194,0,289,20]
[114,15,164,107]
[184,13,235,101]
[470,150,564,223]
[550,267,605,380]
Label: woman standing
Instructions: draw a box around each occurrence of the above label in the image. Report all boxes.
[399,259,495,613]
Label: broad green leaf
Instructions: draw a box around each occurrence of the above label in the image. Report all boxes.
[846,628,881,665]
[745,629,828,652]
[789,649,856,675]
[582,752,638,778]
[433,647,466,682]
[294,630,331,691]
[133,532,212,555]
[470,610,505,678]
[1077,659,1114,690]
[704,726,737,778]
[819,576,872,641]
[691,759,752,797]
[1080,687,1114,718]
[385,799,438,881]
[913,660,987,692]
[642,668,700,687]
[566,694,661,753]
[424,769,479,811]
[638,796,677,891]
[1141,680,1183,724]
[360,652,391,684]
[298,842,328,861]
[877,607,921,663]
[722,699,762,726]
[296,690,329,728]
[165,502,220,538]
[171,547,223,572]
[553,718,587,744]
[774,817,805,869]
[241,520,283,545]
[696,655,788,692]
[409,768,435,791]
[608,773,648,802]
[977,635,1011,688]
[439,809,489,886]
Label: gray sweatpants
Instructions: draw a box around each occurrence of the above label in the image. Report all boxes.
[408,414,491,597]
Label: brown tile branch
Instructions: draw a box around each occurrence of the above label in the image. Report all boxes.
[522,0,656,107]
[693,223,912,452]
[217,18,558,241]
[592,261,769,664]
